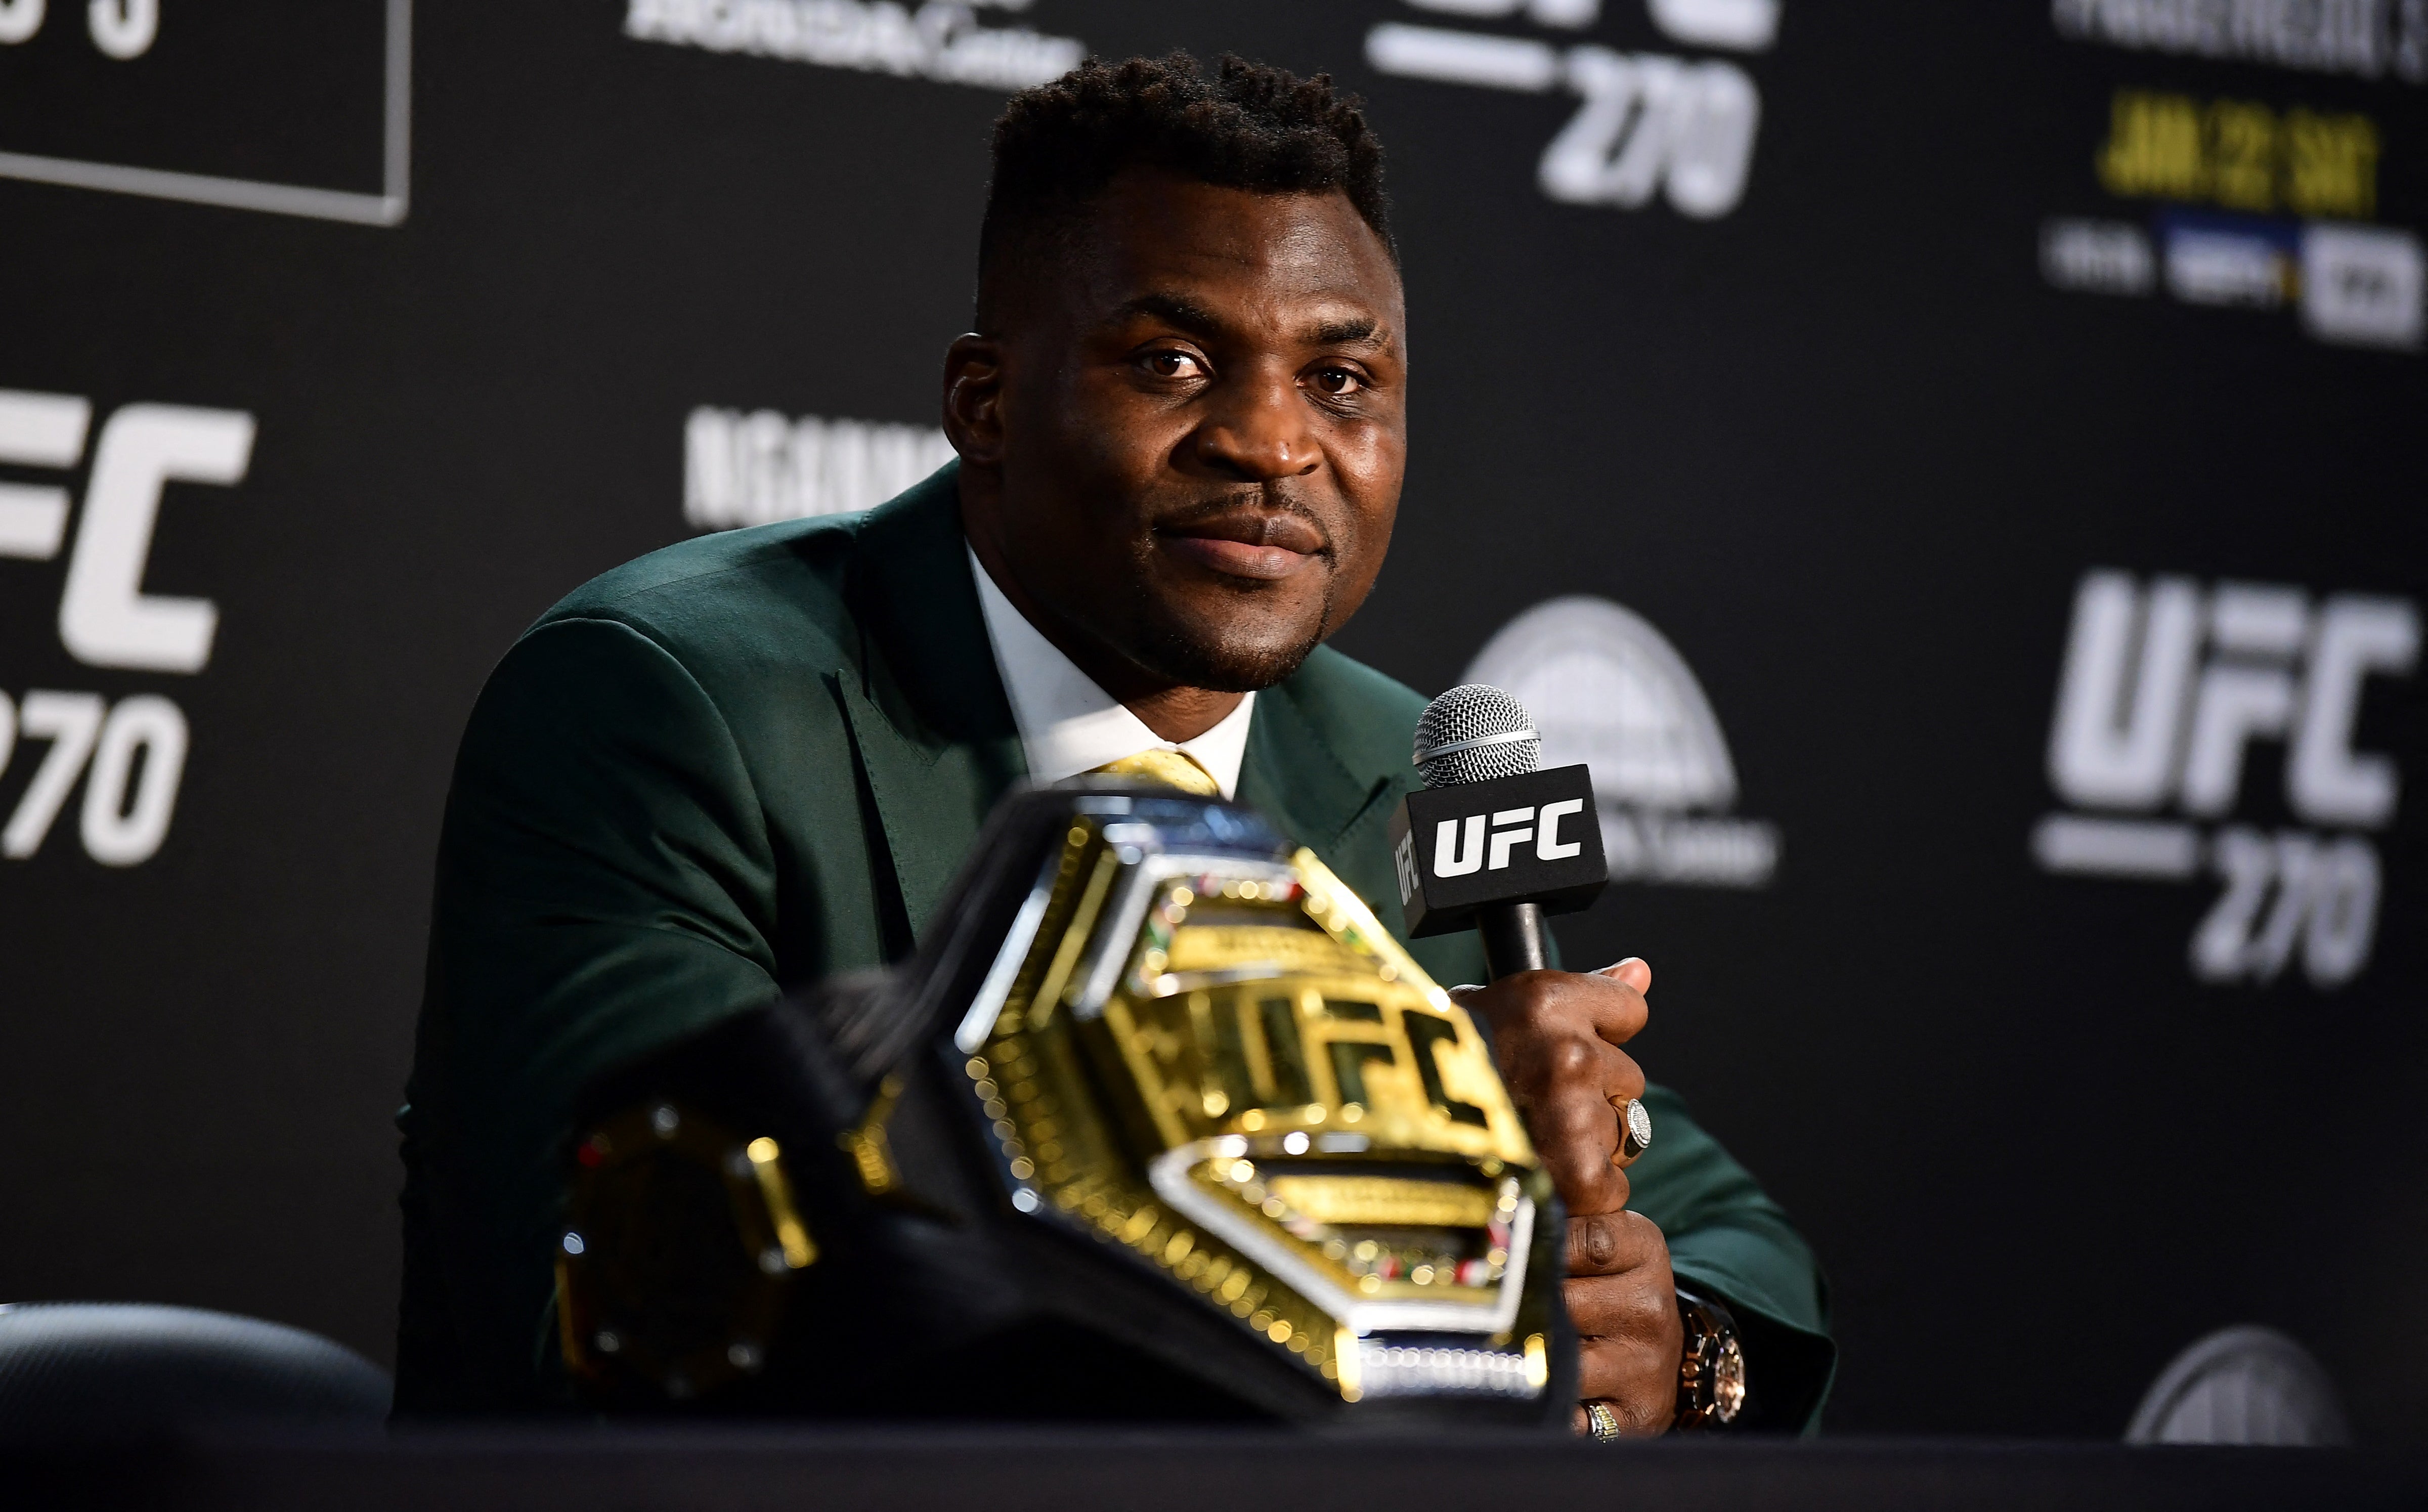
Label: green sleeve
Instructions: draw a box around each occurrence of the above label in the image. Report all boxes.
[1626,1084,1836,1433]
[398,615,791,1410]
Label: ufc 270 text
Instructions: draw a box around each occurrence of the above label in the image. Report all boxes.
[0,390,253,867]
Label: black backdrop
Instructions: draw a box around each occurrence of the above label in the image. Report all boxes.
[3,0,2422,1443]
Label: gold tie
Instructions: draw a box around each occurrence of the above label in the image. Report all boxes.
[1091,749,1221,796]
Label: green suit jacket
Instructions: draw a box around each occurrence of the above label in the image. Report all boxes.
[398,464,1834,1425]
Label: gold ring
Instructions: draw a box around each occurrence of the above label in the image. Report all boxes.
[1586,1400,1623,1443]
[1616,1097,1653,1168]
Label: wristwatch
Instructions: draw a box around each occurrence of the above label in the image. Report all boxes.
[1672,1286,1747,1431]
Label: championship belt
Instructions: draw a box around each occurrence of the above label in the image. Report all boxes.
[555,782,1577,1424]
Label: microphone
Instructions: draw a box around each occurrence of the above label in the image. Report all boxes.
[1389,683,1607,980]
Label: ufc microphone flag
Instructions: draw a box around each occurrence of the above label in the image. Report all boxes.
[1390,766,1608,936]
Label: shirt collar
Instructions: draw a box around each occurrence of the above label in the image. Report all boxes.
[967,544,1254,799]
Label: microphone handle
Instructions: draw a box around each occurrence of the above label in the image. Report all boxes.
[1477,900,1549,980]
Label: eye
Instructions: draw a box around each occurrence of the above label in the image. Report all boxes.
[1309,366,1365,398]
[1142,349,1209,380]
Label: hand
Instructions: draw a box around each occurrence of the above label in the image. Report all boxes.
[1451,958,1682,1436]
[1563,1205,1682,1435]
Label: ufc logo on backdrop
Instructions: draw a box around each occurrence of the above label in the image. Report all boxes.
[2032,568,2420,989]
[0,387,256,867]
[0,0,161,59]
[1362,0,1773,220]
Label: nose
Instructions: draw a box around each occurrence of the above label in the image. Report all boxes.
[1187,364,1321,483]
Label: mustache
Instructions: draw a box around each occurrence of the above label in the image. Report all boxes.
[1151,488,1335,554]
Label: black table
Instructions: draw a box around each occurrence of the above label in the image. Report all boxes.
[25,1427,2427,1510]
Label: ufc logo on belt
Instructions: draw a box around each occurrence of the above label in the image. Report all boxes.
[1389,766,1607,937]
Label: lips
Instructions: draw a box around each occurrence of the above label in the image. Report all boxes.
[1157,508,1329,582]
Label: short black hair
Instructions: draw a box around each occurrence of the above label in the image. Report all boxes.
[976,52,1394,328]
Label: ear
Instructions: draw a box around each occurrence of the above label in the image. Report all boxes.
[941,333,1006,467]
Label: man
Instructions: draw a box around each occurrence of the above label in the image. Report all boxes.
[400,53,1833,1433]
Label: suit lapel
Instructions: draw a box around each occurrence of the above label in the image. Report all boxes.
[1237,682,1408,932]
[832,465,1027,946]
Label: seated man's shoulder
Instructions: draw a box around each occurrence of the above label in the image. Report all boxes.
[1272,644,1430,785]
[534,512,864,670]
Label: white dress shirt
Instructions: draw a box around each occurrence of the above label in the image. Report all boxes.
[968,544,1255,798]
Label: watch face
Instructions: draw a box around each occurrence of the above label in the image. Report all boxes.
[1712,1334,1748,1421]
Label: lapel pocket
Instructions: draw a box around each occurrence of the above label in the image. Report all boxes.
[1330,774,1402,854]
[1321,773,1417,943]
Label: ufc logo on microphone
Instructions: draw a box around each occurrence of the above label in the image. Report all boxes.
[1432,800,1588,877]
[1388,766,1607,937]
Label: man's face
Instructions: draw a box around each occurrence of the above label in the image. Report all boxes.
[953,168,1408,694]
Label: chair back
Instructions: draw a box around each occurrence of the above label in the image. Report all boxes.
[0,1302,391,1442]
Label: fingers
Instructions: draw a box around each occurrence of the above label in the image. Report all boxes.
[1573,1316,1683,1430]
[1566,1218,1681,1433]
[1454,963,1651,1052]
[1565,1208,1666,1278]
[1533,1059,1638,1217]
[1578,1346,1681,1428]
[1597,956,1651,995]
[1458,969,1649,1085]
[1567,1274,1674,1357]
[1573,964,1650,1049]
[1578,1377,1678,1435]
[1454,968,1651,1217]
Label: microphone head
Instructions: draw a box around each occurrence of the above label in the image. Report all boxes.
[1414,682,1542,788]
